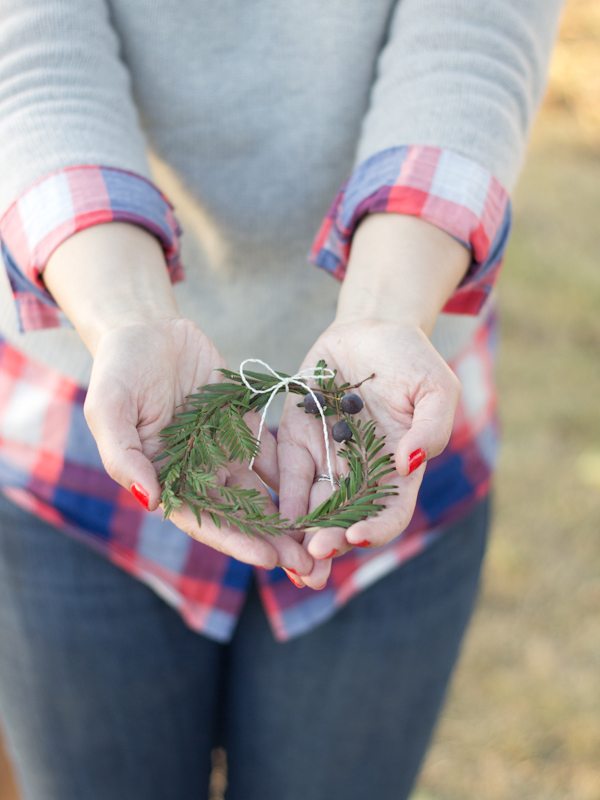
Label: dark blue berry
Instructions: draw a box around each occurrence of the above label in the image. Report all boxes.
[303,391,326,414]
[332,419,353,443]
[340,392,364,414]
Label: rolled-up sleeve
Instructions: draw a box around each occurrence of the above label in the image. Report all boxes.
[0,166,183,331]
[309,0,564,313]
[0,0,183,331]
[310,145,510,315]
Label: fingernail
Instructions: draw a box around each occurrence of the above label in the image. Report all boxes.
[317,548,338,560]
[131,483,150,509]
[408,448,427,475]
[353,539,371,548]
[283,569,304,588]
[285,567,300,576]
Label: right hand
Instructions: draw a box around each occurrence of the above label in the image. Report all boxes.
[84,317,314,575]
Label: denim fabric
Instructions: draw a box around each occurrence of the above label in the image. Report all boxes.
[0,490,490,800]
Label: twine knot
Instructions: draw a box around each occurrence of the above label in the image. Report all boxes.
[238,358,337,488]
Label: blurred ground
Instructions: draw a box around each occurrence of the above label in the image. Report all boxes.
[0,742,16,800]
[413,2,600,798]
[1,1,598,798]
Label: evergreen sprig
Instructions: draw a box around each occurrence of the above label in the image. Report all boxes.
[297,417,398,529]
[155,360,398,537]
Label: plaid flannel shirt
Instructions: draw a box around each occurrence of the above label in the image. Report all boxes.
[0,145,510,642]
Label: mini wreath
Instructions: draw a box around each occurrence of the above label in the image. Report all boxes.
[155,359,398,537]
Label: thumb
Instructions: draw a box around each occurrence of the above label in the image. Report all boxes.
[394,385,459,478]
[84,392,162,511]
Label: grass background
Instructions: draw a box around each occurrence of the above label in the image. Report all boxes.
[1,1,598,798]
[413,2,600,797]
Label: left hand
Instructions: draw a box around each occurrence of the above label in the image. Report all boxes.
[276,318,461,589]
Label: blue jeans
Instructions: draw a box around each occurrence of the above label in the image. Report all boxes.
[0,490,490,800]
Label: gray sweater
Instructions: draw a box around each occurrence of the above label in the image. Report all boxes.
[0,0,563,422]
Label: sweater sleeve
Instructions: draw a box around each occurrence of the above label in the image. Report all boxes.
[354,0,565,191]
[309,0,564,314]
[0,0,183,331]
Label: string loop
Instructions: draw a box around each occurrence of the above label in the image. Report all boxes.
[238,358,336,488]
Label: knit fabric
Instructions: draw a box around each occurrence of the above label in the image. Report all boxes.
[0,1,563,639]
[0,0,563,380]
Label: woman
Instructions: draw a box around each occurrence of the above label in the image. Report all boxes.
[0,1,563,798]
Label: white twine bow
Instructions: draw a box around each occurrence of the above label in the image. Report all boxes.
[238,358,337,488]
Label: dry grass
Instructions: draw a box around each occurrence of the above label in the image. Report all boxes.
[1,1,599,798]
[413,133,600,800]
[0,738,17,800]
[545,0,600,143]
[413,2,600,798]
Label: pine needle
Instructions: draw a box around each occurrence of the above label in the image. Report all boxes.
[155,362,396,537]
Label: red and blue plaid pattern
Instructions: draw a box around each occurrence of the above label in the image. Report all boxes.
[0,165,183,332]
[0,150,509,642]
[310,145,510,314]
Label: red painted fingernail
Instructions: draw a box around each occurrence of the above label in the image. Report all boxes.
[408,448,427,475]
[354,540,371,548]
[285,567,300,576]
[130,483,149,509]
[317,548,338,560]
[284,570,304,588]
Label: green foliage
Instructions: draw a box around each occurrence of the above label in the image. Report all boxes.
[295,419,397,529]
[155,363,397,537]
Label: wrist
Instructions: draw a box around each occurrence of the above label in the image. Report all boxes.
[44,222,180,354]
[85,309,182,357]
[334,214,470,337]
[328,316,429,349]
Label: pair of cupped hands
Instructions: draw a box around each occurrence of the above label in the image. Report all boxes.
[84,315,460,590]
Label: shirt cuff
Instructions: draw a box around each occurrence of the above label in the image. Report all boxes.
[309,145,511,315]
[0,165,184,332]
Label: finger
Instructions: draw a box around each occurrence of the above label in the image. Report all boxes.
[170,503,280,569]
[298,555,332,590]
[303,479,349,561]
[344,472,422,549]
[84,387,162,511]
[278,479,335,589]
[226,463,314,576]
[394,382,460,477]
[276,381,341,526]
[282,568,306,589]
[305,525,351,561]
[277,438,315,525]
[244,412,280,492]
[292,528,333,590]
[271,531,315,577]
